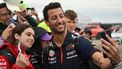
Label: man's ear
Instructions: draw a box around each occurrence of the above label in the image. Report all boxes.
[14,33,20,40]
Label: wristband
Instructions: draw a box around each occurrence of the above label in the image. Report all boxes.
[110,60,122,67]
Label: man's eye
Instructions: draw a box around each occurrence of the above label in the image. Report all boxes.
[67,21,71,23]
[26,33,31,36]
[73,22,77,24]
[60,15,64,18]
[0,12,12,17]
[52,17,56,20]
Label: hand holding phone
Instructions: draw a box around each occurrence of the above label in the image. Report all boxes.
[100,30,112,58]
[1,23,16,40]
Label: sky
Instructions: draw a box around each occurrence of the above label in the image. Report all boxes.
[1,0,122,23]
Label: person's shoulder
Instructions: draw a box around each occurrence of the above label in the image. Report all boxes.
[0,54,8,60]
[68,32,92,45]
[78,35,90,42]
[0,53,9,65]
[75,35,92,47]
[0,55,12,68]
[0,55,9,68]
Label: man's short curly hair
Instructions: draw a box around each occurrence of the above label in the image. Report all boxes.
[0,3,7,8]
[43,2,63,21]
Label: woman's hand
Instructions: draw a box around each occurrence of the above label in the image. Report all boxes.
[16,53,30,68]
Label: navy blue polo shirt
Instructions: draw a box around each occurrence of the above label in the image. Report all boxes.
[43,31,99,69]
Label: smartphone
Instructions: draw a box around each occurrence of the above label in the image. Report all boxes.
[100,29,112,58]
[10,23,16,28]
[100,29,112,42]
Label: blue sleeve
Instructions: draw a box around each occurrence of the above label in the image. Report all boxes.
[78,37,99,60]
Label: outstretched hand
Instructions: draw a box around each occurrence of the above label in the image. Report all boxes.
[101,34,121,64]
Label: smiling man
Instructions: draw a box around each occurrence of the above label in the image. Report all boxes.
[42,2,121,69]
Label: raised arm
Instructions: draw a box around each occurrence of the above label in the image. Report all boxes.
[92,34,121,69]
